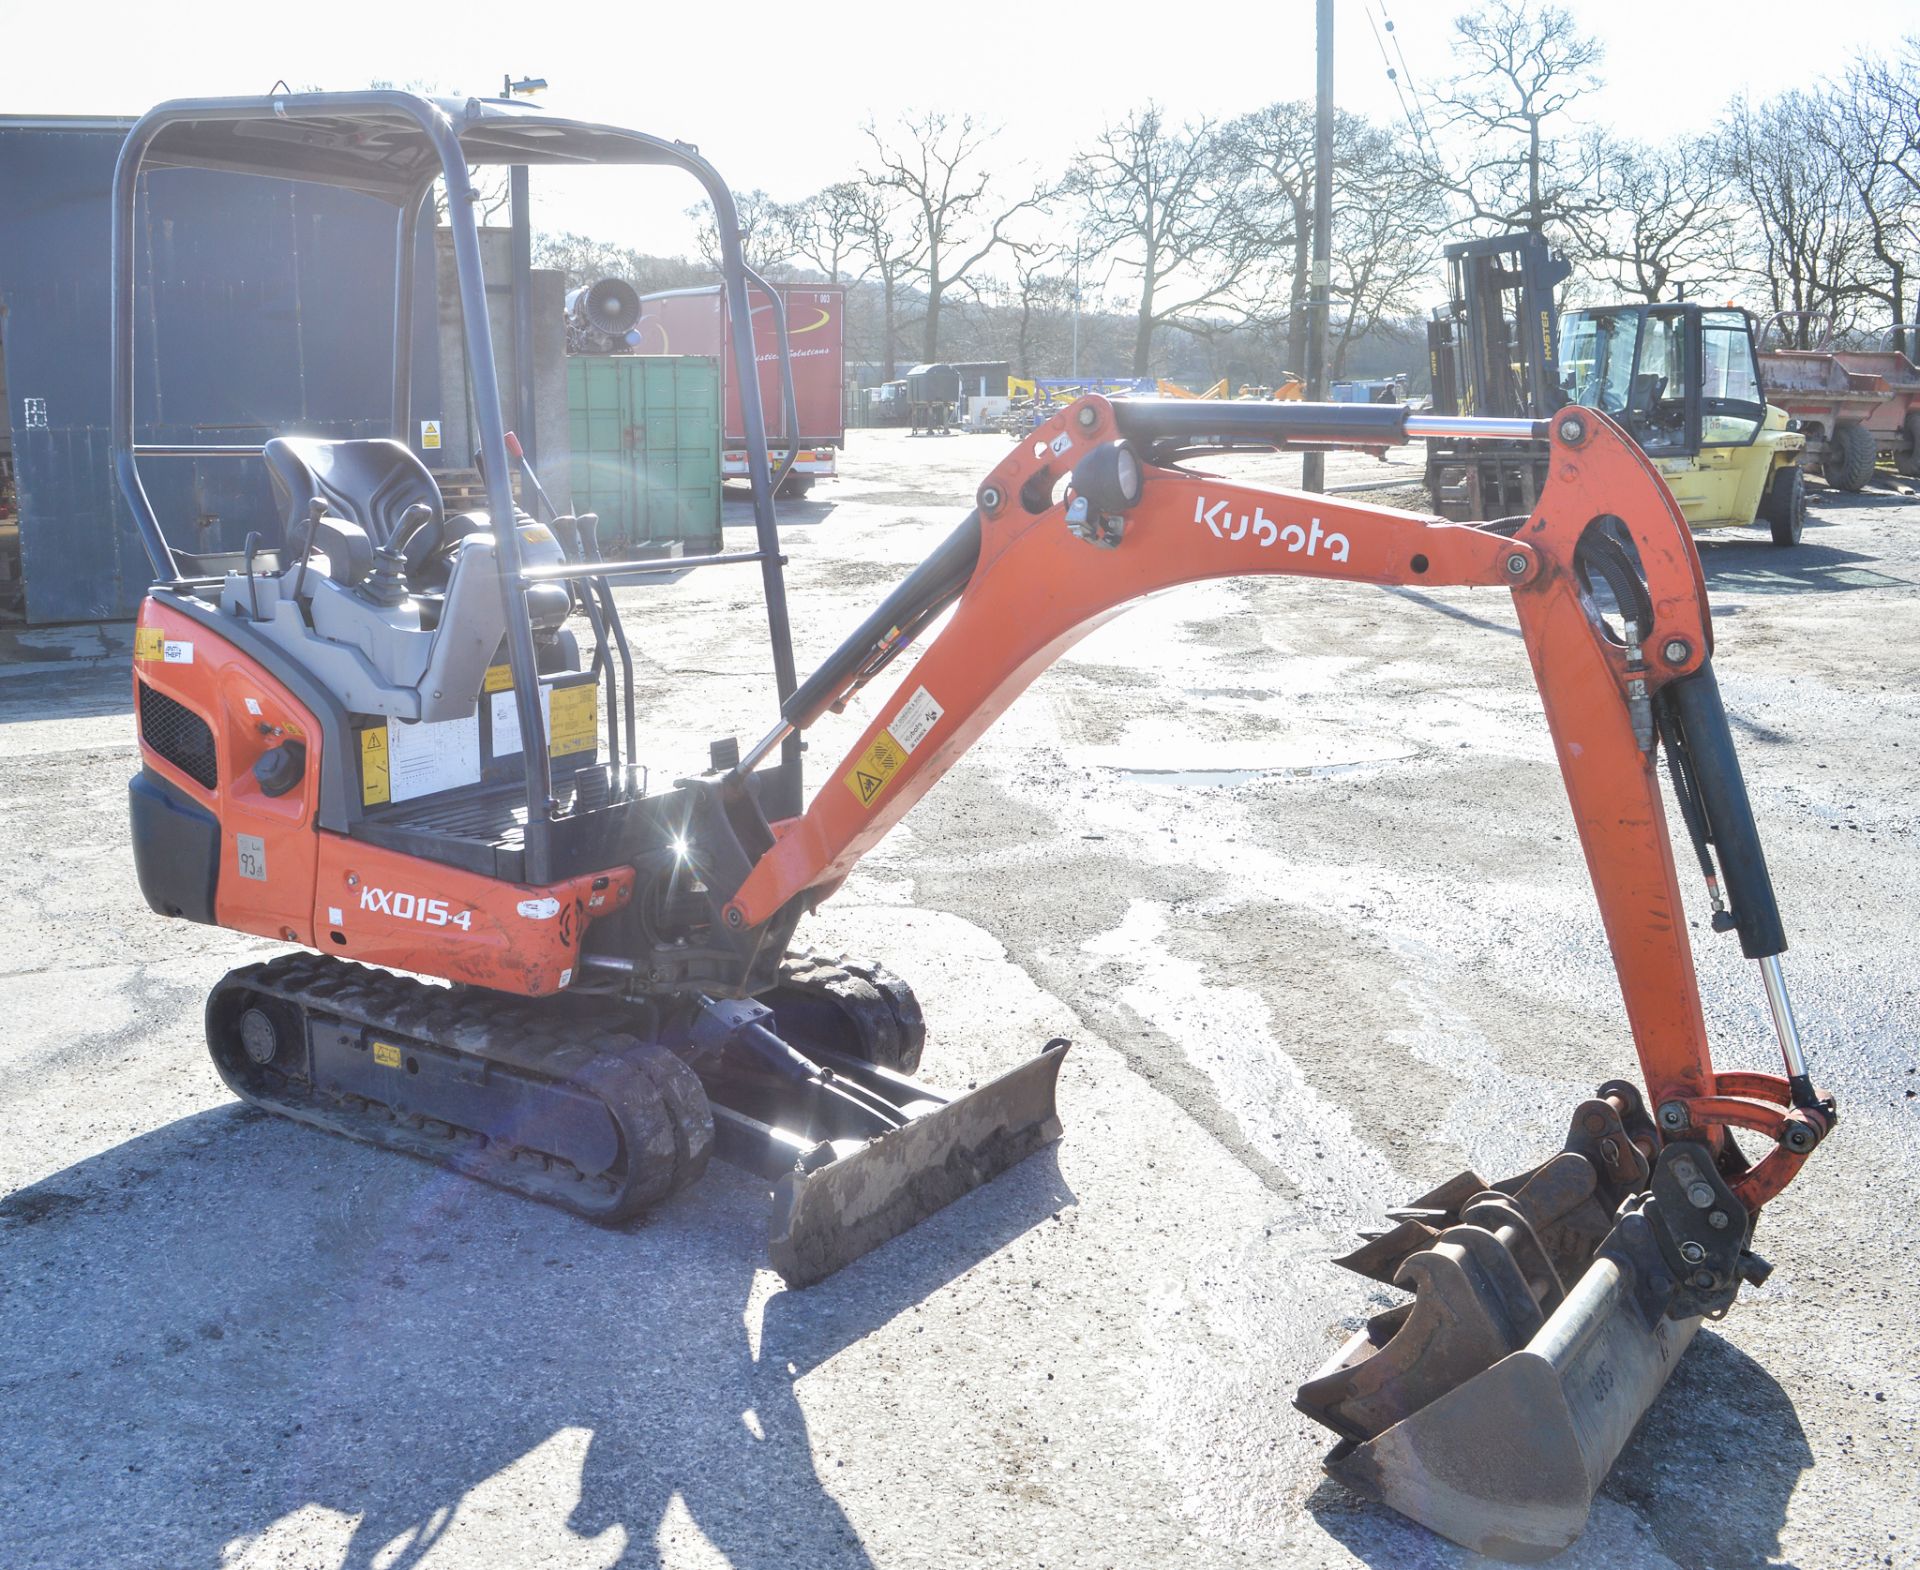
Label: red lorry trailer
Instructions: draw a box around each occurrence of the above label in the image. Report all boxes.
[634,282,845,496]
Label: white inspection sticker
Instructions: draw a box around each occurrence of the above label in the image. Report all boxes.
[517,897,560,920]
[889,686,944,753]
[163,640,194,664]
[236,834,267,882]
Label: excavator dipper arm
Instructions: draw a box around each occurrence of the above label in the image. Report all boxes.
[729,395,1826,1204]
[719,394,1834,1558]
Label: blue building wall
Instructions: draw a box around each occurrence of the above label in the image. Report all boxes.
[0,121,440,623]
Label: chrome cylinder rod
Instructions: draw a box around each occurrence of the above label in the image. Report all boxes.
[1402,414,1549,442]
[736,719,794,777]
[1758,953,1810,1082]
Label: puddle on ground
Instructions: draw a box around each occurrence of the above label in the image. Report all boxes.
[1115,757,1412,788]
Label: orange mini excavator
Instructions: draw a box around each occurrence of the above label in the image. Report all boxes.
[119,94,1833,1561]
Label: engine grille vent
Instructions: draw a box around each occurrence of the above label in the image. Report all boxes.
[139,682,218,790]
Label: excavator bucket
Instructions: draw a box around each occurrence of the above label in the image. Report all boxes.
[1322,1253,1698,1562]
[766,1041,1069,1286]
[1297,1092,1705,1561]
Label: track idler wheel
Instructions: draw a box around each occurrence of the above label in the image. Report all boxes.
[758,949,927,1073]
[1296,1089,1707,1561]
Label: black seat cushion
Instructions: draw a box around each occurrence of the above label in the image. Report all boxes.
[264,437,444,550]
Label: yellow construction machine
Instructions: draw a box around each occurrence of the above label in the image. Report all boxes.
[1558,303,1807,544]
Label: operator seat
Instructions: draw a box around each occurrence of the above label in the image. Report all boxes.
[231,435,579,723]
[264,436,444,556]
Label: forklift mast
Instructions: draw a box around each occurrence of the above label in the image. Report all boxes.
[1429,233,1573,420]
[1425,232,1573,519]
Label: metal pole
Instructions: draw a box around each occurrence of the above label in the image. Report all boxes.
[1302,0,1334,494]
[509,164,536,468]
[1071,238,1082,380]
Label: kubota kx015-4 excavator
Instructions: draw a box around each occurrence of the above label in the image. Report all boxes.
[118,94,1833,1562]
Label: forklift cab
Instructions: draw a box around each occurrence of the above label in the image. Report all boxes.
[1558,304,1770,459]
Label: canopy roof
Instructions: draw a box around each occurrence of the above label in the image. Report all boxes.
[132,92,700,202]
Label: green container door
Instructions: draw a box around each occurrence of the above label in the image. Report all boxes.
[567,354,722,554]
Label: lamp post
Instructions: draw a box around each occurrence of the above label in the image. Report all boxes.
[1302,0,1333,493]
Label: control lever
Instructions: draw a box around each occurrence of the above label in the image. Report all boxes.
[360,502,437,608]
[291,496,329,602]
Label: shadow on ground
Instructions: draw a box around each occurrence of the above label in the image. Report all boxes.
[0,1104,1072,1569]
[0,657,130,726]
[1697,530,1915,596]
[1301,1326,1810,1569]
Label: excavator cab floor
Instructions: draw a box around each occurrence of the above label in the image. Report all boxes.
[352,763,647,882]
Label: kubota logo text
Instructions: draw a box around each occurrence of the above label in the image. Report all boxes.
[360,885,473,929]
[1195,497,1350,561]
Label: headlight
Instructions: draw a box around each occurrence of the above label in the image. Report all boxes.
[1071,440,1145,515]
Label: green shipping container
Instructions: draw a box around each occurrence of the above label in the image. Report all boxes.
[567,354,722,554]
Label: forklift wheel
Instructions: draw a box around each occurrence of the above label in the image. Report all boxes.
[1763,465,1806,547]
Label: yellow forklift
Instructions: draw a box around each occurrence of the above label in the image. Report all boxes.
[1558,302,1807,545]
[1428,235,1806,545]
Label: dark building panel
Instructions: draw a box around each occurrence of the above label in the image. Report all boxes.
[0,121,440,623]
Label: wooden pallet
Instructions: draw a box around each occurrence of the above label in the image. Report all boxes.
[438,467,523,515]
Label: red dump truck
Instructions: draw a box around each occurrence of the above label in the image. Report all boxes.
[633,282,845,497]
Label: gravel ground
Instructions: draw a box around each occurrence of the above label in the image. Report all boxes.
[1,428,1916,1570]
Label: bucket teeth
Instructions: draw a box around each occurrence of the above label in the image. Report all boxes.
[1402,1168,1492,1217]
[1303,1109,1702,1560]
[1299,1222,1549,1443]
[1331,1218,1440,1285]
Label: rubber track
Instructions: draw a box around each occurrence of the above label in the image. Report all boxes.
[207,953,713,1222]
[761,949,927,1073]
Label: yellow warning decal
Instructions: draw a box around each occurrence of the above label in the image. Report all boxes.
[360,726,391,806]
[844,729,906,808]
[550,683,598,757]
[134,627,164,662]
[482,663,513,693]
[372,1041,403,1069]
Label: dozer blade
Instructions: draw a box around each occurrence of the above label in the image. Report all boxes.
[766,1040,1068,1287]
[1327,1250,1699,1562]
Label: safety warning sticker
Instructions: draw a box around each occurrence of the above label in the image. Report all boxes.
[373,1041,403,1068]
[134,627,164,662]
[360,726,391,806]
[845,730,906,808]
[888,685,944,753]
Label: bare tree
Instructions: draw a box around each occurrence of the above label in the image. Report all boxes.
[1224,102,1313,373]
[1069,106,1266,375]
[531,232,708,294]
[1829,44,1920,347]
[1576,135,1733,301]
[1422,1,1606,240]
[778,182,874,283]
[1228,104,1440,377]
[684,188,794,276]
[1717,92,1876,346]
[864,112,1048,364]
[1327,122,1446,375]
[976,242,1076,377]
[843,180,921,378]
